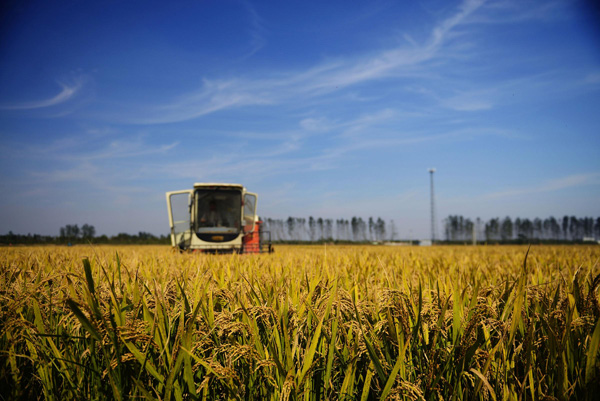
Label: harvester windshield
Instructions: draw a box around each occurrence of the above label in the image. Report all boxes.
[194,189,241,234]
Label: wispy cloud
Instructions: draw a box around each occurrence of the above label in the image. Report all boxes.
[299,117,336,132]
[470,0,571,24]
[8,132,178,163]
[242,1,267,57]
[125,78,273,124]
[406,84,496,112]
[407,67,591,113]
[298,0,485,93]
[71,139,179,161]
[584,71,600,84]
[0,133,179,205]
[119,0,486,124]
[441,91,494,111]
[483,173,600,199]
[0,76,87,110]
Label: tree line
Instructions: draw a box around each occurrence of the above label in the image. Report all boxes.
[262,217,396,242]
[444,215,600,242]
[3,216,598,246]
[1,224,169,245]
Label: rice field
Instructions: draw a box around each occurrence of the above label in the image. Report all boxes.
[1,244,599,400]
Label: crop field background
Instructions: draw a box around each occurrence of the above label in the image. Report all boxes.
[1,244,599,400]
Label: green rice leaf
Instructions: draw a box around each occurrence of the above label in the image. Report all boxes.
[66,299,101,342]
[585,317,600,384]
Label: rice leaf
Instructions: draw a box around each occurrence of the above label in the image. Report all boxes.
[585,317,600,384]
[66,299,101,342]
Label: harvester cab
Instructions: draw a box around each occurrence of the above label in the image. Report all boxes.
[166,183,273,254]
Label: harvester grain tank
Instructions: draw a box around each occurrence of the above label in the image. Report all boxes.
[166,183,272,253]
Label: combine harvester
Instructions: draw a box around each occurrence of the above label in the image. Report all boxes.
[166,183,272,254]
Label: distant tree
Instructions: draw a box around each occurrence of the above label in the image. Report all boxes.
[317,218,324,241]
[138,232,156,240]
[324,219,333,240]
[376,217,386,241]
[450,216,459,241]
[342,219,348,241]
[464,218,474,242]
[276,219,286,241]
[533,218,542,239]
[335,219,343,240]
[81,224,96,239]
[358,217,367,241]
[444,215,454,241]
[390,220,397,241]
[308,216,316,241]
[343,219,350,240]
[500,217,513,241]
[286,217,295,240]
[485,218,500,241]
[569,216,580,240]
[443,217,448,240]
[513,218,521,239]
[298,217,307,240]
[549,216,560,240]
[521,218,533,239]
[543,218,551,240]
[264,218,272,240]
[562,216,569,240]
[265,218,286,241]
[583,217,594,238]
[351,217,358,241]
[59,224,80,241]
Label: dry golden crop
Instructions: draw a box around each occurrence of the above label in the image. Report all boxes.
[1,244,599,400]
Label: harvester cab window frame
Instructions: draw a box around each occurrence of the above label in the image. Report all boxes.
[165,190,194,249]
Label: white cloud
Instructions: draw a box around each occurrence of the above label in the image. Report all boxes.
[19,134,178,163]
[118,0,487,124]
[83,139,179,161]
[242,0,267,57]
[111,0,583,125]
[470,0,571,24]
[483,173,600,199]
[299,117,334,132]
[443,97,493,111]
[584,72,600,84]
[0,76,87,110]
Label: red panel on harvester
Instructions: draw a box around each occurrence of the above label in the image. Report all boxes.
[242,220,261,254]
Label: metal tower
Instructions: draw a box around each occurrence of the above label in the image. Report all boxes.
[428,168,436,243]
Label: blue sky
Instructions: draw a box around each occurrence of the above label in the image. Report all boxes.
[1,0,599,238]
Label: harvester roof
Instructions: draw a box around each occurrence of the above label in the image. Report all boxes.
[193,183,244,190]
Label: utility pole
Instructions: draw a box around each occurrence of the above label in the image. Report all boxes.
[429,168,436,243]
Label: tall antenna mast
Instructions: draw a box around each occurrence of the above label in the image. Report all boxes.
[428,168,436,243]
